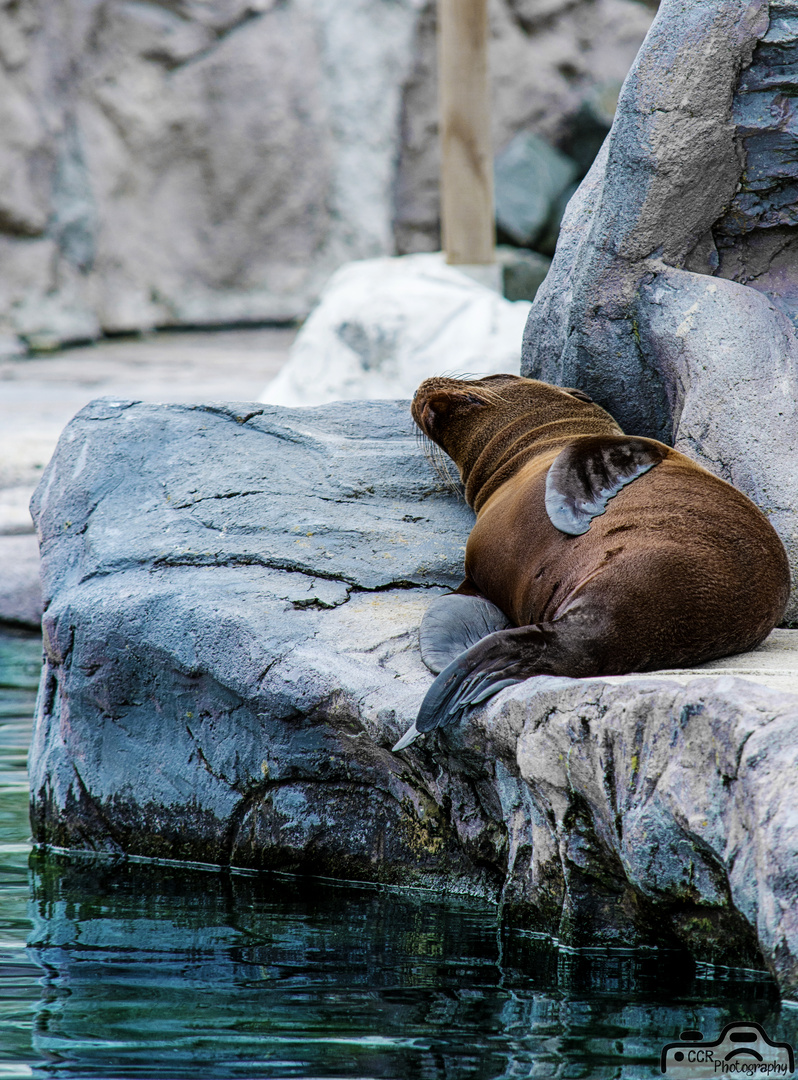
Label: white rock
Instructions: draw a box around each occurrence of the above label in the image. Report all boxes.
[260,253,530,407]
[0,335,26,360]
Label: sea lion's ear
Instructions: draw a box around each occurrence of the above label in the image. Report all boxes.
[561,387,593,403]
[545,436,666,536]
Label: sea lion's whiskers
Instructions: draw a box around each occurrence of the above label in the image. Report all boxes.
[415,427,463,499]
[439,369,479,381]
[432,444,463,499]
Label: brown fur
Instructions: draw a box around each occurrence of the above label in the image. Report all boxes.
[413,374,790,676]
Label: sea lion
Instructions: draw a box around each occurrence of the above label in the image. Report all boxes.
[393,374,790,751]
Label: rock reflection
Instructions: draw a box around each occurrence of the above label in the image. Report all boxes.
[26,852,790,1080]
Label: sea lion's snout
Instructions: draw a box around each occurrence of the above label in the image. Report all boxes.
[411,380,459,436]
[412,377,491,417]
[410,388,437,435]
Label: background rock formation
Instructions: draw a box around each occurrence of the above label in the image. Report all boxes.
[29,397,798,996]
[395,0,653,253]
[522,0,798,623]
[0,0,654,351]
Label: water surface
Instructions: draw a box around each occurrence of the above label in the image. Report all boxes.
[0,628,44,1078]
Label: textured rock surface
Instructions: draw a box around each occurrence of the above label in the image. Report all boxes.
[0,0,422,344]
[260,254,528,407]
[476,670,798,997]
[0,0,654,348]
[522,0,798,624]
[29,397,798,995]
[29,397,479,887]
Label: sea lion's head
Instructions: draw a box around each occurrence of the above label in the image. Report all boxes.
[412,373,618,481]
[412,373,617,462]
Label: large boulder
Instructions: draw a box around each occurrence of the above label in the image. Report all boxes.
[29,397,798,996]
[521,0,798,623]
[0,0,655,350]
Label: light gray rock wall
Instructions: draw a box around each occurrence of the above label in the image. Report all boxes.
[28,397,798,997]
[0,0,421,346]
[0,0,655,349]
[521,0,798,624]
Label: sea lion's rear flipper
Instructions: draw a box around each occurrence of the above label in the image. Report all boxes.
[545,435,666,536]
[392,624,547,751]
[419,593,512,674]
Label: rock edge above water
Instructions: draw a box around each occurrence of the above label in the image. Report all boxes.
[28,398,798,998]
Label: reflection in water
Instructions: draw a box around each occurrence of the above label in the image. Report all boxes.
[26,854,794,1080]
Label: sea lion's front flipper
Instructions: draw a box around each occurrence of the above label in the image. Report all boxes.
[419,593,512,674]
[392,625,545,751]
[545,435,667,536]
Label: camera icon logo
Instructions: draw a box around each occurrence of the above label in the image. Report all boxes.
[661,1022,794,1077]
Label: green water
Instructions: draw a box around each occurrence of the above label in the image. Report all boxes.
[2,628,797,1079]
[0,628,44,1079]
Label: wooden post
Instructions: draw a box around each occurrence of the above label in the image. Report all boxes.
[438,0,495,266]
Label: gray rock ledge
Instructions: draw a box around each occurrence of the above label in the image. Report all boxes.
[28,398,798,998]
